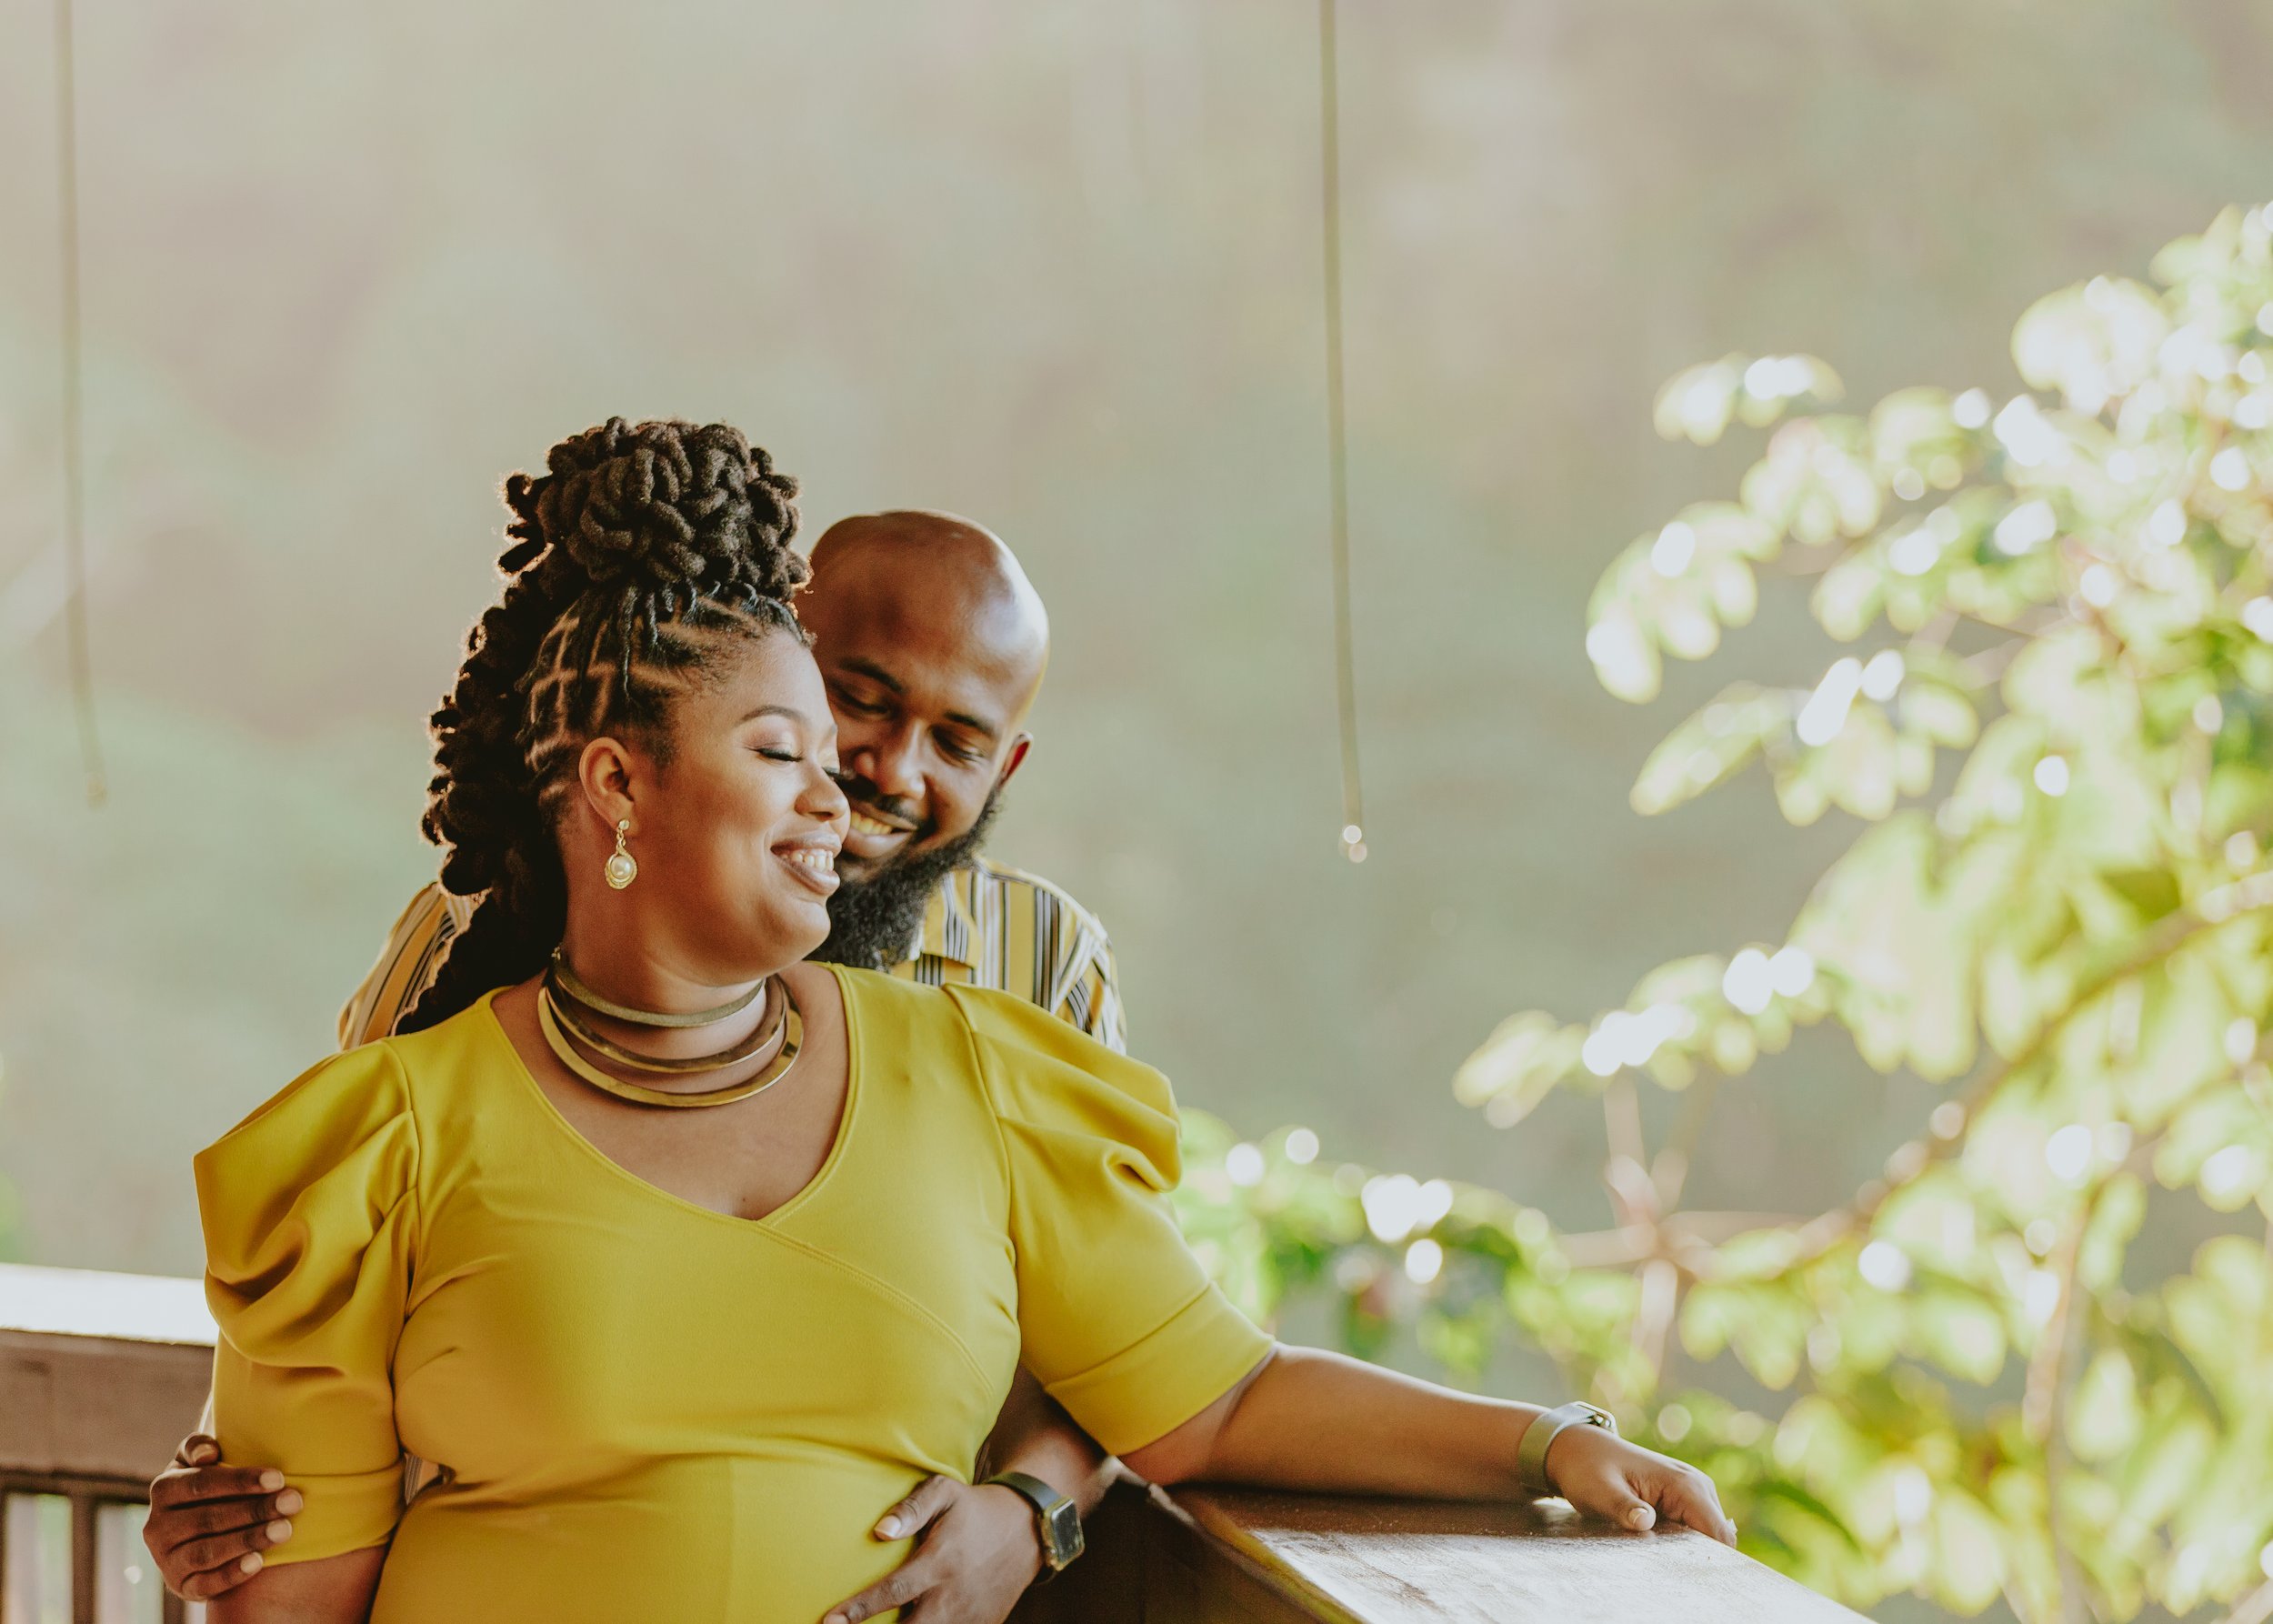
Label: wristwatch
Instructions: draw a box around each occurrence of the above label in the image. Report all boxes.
[1517,1400,1617,1495]
[984,1470,1084,1578]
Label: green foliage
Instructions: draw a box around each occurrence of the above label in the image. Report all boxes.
[1182,205,2273,1621]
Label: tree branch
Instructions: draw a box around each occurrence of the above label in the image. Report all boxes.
[2029,1207,2092,1624]
[1653,1067,1726,1212]
[1767,870,2273,1275]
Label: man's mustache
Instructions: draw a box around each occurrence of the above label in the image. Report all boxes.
[833,774,926,836]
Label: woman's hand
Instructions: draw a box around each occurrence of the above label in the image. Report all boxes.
[144,1435,303,1601]
[1543,1425,1737,1545]
[819,1476,1045,1624]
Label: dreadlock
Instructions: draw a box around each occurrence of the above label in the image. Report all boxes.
[399,417,806,1032]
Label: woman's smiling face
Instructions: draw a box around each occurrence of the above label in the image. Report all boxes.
[595,629,851,980]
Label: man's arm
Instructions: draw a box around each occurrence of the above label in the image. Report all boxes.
[818,1370,1114,1624]
[975,1368,1116,1518]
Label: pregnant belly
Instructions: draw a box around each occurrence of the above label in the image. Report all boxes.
[369,1455,924,1624]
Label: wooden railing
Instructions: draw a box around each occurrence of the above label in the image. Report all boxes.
[1013,1481,1867,1624]
[1,1263,1861,1624]
[0,1264,215,1623]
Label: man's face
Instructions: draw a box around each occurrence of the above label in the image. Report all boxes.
[795,529,1044,887]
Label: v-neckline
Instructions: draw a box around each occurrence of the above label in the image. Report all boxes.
[480,964,861,1232]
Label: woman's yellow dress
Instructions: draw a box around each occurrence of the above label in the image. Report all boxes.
[195,967,1270,1622]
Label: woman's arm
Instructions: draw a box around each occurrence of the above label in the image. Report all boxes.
[206,1547,386,1624]
[1121,1344,1736,1544]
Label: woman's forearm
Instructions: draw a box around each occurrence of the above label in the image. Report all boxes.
[1128,1345,1541,1499]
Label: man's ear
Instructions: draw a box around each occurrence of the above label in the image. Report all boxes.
[996,733,1035,792]
[576,737,641,835]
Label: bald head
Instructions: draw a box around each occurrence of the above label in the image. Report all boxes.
[796,511,1050,877]
[807,511,1048,696]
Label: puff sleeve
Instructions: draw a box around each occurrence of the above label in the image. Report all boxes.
[952,987,1273,1457]
[194,1043,419,1561]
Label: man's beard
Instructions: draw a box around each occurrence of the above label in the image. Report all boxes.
[813,788,1005,972]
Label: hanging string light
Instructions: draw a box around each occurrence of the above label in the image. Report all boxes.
[54,0,106,807]
[1317,0,1364,863]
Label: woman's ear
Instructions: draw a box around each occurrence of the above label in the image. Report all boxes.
[576,737,641,835]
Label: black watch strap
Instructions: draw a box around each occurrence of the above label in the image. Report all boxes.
[984,1470,1085,1576]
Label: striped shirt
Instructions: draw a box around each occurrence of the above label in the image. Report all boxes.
[337,858,1127,1054]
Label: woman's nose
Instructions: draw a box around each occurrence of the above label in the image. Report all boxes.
[804,762,850,823]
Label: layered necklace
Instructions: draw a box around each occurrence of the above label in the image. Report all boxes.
[537,951,801,1109]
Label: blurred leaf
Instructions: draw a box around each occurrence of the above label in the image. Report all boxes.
[1452,1010,1587,1127]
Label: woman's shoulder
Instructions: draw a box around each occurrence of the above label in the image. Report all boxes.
[200,1041,412,1160]
[935,984,1181,1160]
[825,962,979,1048]
[195,996,505,1191]
[195,1040,426,1271]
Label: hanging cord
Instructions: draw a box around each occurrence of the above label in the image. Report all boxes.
[55,0,106,807]
[1318,0,1364,862]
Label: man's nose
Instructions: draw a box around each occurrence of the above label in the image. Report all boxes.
[850,725,925,801]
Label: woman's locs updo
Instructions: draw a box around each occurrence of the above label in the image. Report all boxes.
[399,418,807,1033]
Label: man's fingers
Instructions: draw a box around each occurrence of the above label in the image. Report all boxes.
[820,1549,939,1624]
[173,1434,222,1469]
[148,1464,285,1510]
[177,1550,265,1602]
[155,1492,300,1549]
[171,1519,294,1583]
[871,1474,956,1541]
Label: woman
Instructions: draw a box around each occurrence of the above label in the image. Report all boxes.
[198,419,1732,1624]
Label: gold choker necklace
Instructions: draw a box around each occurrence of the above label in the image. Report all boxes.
[548,951,766,1028]
[536,972,802,1109]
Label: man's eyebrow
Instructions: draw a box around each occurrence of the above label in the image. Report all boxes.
[835,656,998,739]
[836,657,904,694]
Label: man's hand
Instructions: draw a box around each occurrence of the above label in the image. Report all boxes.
[818,1476,1046,1624]
[144,1435,302,1602]
[1544,1425,1738,1545]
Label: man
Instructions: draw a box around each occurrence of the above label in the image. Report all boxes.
[147,510,1122,1619]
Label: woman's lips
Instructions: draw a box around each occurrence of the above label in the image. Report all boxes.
[776,841,841,896]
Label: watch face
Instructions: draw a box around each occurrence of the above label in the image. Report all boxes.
[1044,1499,1085,1569]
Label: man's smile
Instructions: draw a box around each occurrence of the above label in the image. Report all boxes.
[841,797,922,864]
[848,809,912,838]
